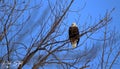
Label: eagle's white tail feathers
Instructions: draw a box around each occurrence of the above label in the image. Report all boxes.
[71,41,77,48]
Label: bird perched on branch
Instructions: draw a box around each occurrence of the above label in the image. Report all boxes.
[69,23,80,48]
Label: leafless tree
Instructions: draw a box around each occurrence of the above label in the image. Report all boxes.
[0,0,119,69]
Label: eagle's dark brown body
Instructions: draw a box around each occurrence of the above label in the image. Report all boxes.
[69,23,79,48]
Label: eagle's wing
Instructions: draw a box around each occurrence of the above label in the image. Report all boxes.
[69,26,79,46]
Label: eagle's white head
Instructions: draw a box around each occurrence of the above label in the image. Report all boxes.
[71,22,77,27]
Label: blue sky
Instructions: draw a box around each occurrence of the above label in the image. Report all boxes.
[82,0,120,30]
[68,0,120,28]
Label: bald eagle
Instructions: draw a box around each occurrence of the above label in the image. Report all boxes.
[69,23,80,48]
